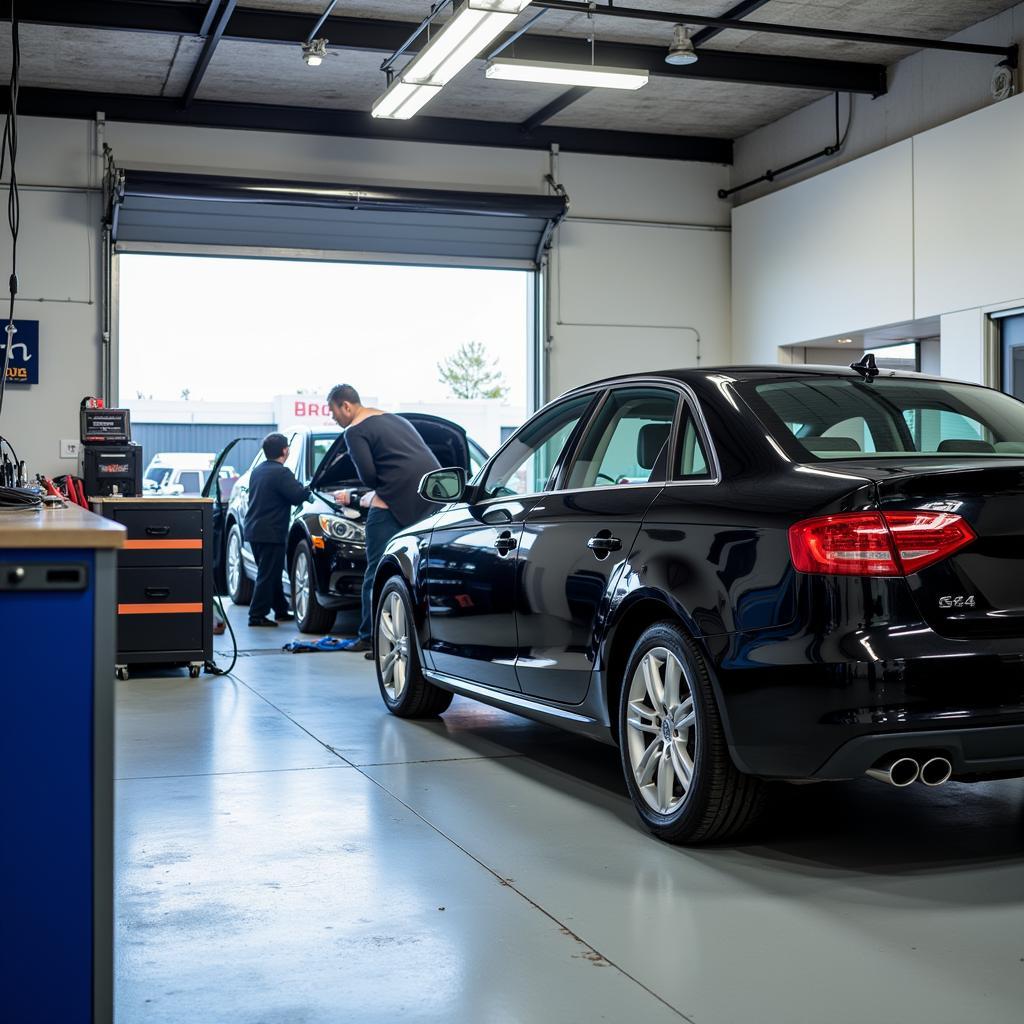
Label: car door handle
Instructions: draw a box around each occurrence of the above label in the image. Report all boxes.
[587,534,622,554]
[493,531,517,555]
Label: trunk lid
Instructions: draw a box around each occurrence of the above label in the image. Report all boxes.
[871,459,1024,638]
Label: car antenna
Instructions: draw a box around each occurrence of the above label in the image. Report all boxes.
[850,352,880,381]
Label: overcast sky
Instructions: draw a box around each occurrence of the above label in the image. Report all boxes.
[118,255,530,408]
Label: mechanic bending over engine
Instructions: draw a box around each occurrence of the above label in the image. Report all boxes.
[245,432,312,628]
[328,384,440,654]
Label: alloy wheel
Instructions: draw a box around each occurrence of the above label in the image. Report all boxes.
[377,591,410,701]
[227,530,241,595]
[625,646,697,815]
[294,550,310,622]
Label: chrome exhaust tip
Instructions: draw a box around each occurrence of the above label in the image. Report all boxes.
[919,756,953,787]
[866,755,920,787]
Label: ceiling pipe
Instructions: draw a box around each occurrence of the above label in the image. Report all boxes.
[532,1,1018,65]
[305,0,341,47]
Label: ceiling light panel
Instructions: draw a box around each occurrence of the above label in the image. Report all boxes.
[403,0,534,87]
[372,79,443,119]
[486,58,649,90]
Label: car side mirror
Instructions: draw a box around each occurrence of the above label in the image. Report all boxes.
[419,467,467,504]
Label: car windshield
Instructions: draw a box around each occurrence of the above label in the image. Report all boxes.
[741,376,1024,460]
[311,435,339,469]
[145,467,172,487]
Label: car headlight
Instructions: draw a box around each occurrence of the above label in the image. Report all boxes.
[319,514,363,542]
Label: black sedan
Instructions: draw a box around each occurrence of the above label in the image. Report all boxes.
[369,364,1024,844]
[212,416,486,633]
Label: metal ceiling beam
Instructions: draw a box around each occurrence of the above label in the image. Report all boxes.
[521,0,776,138]
[6,87,734,164]
[182,0,237,108]
[198,1,223,40]
[521,87,592,134]
[692,1,773,47]
[6,1,888,94]
[535,1,1017,63]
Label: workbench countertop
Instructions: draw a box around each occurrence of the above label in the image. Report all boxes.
[90,496,214,506]
[0,504,127,549]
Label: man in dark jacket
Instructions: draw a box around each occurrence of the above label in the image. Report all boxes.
[328,384,440,652]
[244,433,311,627]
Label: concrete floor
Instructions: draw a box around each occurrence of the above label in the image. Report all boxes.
[115,604,1024,1024]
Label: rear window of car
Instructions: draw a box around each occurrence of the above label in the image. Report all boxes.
[740,376,1024,460]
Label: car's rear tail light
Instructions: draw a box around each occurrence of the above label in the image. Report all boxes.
[880,511,976,573]
[788,511,975,577]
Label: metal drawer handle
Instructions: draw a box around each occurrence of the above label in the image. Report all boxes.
[145,525,171,536]
[144,587,171,600]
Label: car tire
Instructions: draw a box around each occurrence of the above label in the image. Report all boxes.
[226,523,253,606]
[291,539,336,635]
[618,621,766,845]
[375,577,453,718]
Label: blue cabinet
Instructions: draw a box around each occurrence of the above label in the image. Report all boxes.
[0,510,122,1023]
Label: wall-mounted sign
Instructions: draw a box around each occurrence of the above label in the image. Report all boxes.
[273,394,336,429]
[0,319,39,386]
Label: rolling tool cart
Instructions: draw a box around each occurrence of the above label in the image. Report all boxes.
[91,496,214,680]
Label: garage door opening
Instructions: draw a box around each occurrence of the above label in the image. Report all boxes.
[116,253,535,492]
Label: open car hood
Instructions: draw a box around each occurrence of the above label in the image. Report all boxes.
[308,413,471,491]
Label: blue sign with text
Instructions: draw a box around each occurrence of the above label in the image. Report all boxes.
[1,319,39,385]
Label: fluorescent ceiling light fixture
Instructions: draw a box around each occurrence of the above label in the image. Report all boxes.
[372,78,443,120]
[372,0,533,119]
[405,0,533,87]
[486,58,648,90]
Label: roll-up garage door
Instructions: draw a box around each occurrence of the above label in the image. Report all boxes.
[112,170,568,268]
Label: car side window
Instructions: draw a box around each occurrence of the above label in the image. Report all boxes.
[675,407,713,480]
[283,434,302,475]
[565,387,679,489]
[481,393,594,499]
[178,471,201,494]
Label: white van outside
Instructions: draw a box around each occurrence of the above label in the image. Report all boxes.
[143,453,237,496]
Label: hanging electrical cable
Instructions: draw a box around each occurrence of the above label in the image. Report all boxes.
[718,90,853,200]
[0,0,21,423]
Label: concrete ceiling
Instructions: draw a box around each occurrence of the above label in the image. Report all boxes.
[2,2,1019,145]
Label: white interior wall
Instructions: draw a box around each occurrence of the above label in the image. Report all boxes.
[731,91,1024,380]
[0,115,731,476]
[732,141,914,361]
[731,2,1024,203]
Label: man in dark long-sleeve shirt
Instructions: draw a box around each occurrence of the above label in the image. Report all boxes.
[244,432,311,627]
[328,384,440,652]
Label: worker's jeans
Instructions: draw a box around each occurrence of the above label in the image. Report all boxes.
[250,542,289,623]
[359,507,402,643]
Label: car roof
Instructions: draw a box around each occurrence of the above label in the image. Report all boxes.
[560,364,953,395]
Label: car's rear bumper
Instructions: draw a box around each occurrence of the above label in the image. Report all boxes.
[810,723,1024,780]
[710,624,1024,780]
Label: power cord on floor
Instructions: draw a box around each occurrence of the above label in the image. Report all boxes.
[205,595,239,677]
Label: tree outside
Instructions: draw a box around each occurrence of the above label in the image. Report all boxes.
[437,341,509,400]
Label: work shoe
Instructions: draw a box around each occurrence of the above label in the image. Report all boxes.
[337,638,371,652]
[248,617,279,628]
[275,612,296,623]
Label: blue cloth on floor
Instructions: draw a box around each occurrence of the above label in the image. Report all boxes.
[282,636,351,653]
